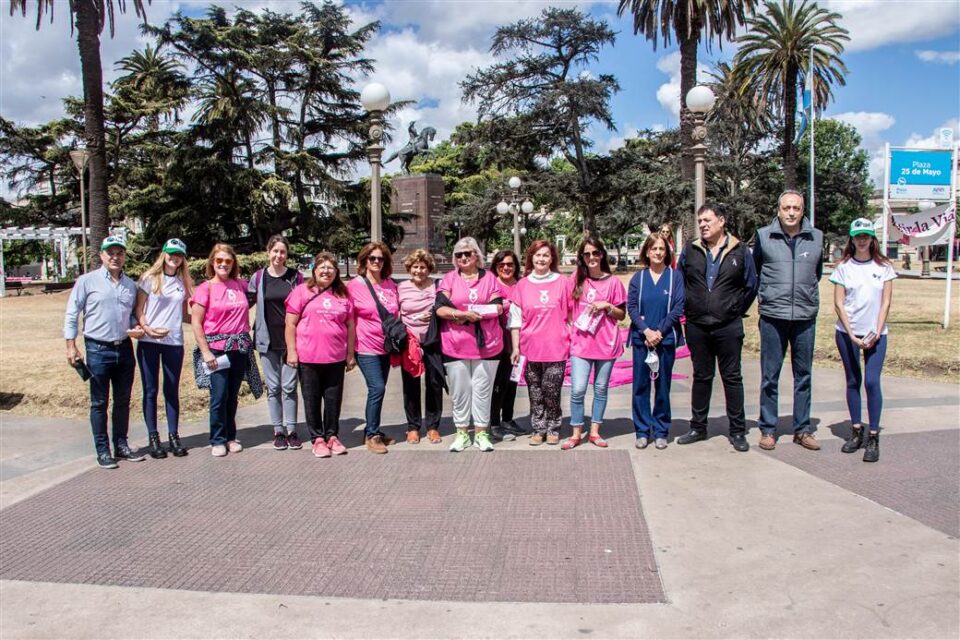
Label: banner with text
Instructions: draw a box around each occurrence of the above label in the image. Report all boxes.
[888,149,953,201]
[887,202,957,246]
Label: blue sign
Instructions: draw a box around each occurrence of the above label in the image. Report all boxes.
[889,149,953,200]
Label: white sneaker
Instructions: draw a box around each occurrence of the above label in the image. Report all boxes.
[227,440,243,453]
[655,438,668,450]
[211,445,227,457]
[449,430,471,452]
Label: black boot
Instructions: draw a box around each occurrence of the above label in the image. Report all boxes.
[841,426,863,454]
[148,433,167,459]
[862,432,879,463]
[169,432,188,457]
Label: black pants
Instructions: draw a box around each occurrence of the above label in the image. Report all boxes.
[299,361,345,441]
[489,350,517,425]
[686,319,746,436]
[401,365,443,432]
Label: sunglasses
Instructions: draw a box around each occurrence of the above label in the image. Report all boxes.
[497,262,516,269]
[454,251,474,259]
[581,250,603,259]
[214,258,234,265]
[367,255,385,263]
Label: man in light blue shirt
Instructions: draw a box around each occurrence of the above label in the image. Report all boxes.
[64,236,145,469]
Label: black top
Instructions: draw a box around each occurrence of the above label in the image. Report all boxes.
[263,268,295,351]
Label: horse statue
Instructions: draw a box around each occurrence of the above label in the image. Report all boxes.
[384,121,437,174]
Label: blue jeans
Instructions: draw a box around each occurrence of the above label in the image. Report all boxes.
[632,344,676,439]
[758,316,816,434]
[85,338,136,455]
[569,356,615,427]
[356,353,390,438]
[208,350,247,446]
[136,341,184,435]
[835,331,887,433]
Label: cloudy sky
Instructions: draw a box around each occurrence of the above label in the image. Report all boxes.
[2,0,958,189]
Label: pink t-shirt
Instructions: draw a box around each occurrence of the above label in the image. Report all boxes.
[570,275,627,360]
[437,270,504,359]
[398,280,436,341]
[514,275,572,362]
[347,276,400,356]
[285,284,353,364]
[190,279,250,350]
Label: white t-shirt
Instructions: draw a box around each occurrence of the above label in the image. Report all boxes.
[138,274,187,346]
[829,258,897,336]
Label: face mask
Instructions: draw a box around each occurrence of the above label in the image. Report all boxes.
[645,348,660,380]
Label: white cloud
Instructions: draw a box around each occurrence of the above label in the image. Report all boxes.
[654,51,711,123]
[598,124,639,153]
[904,117,960,149]
[828,111,896,187]
[915,50,960,64]
[823,0,960,52]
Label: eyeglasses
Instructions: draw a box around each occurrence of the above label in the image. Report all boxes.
[497,262,515,269]
[454,251,474,259]
[582,250,603,259]
[214,258,234,265]
[367,255,385,263]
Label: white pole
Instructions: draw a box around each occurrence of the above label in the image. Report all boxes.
[943,145,958,329]
[809,46,816,226]
[882,143,891,252]
[0,239,5,298]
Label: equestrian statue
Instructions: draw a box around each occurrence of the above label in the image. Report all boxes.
[384,121,436,174]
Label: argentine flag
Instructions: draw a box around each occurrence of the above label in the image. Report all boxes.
[795,71,813,144]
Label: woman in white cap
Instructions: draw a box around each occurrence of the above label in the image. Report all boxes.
[135,238,193,458]
[830,218,896,463]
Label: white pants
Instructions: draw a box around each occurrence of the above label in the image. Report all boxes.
[444,359,498,429]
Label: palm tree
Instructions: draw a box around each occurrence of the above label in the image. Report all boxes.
[11,0,149,265]
[617,0,756,178]
[734,0,848,189]
[114,45,190,131]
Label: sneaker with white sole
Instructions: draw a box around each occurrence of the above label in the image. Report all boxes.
[312,438,331,458]
[227,440,243,453]
[211,445,227,457]
[449,430,471,452]
[655,438,668,450]
[327,436,347,455]
[473,430,494,452]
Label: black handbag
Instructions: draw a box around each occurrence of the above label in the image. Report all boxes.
[363,277,407,354]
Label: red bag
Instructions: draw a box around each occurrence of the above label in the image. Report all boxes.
[400,330,425,377]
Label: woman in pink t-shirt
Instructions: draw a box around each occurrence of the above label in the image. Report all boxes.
[346,242,400,455]
[508,240,572,445]
[285,252,355,458]
[563,236,626,450]
[397,249,442,445]
[190,243,251,457]
[435,237,505,453]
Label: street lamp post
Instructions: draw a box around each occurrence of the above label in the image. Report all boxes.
[360,82,391,243]
[496,176,534,256]
[686,85,716,236]
[69,147,91,273]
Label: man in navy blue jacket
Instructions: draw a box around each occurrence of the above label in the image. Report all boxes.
[677,204,758,451]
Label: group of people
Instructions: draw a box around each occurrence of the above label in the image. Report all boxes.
[64,190,895,468]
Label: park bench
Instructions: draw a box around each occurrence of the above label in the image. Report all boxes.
[41,281,74,294]
[4,281,24,295]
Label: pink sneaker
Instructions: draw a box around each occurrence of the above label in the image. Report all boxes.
[312,438,331,458]
[326,436,347,455]
[227,440,243,453]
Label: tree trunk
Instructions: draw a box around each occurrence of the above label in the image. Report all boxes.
[75,0,109,266]
[569,119,595,235]
[782,59,799,190]
[678,29,699,181]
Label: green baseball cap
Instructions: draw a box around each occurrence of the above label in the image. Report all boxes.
[849,218,876,237]
[162,238,187,255]
[100,235,127,250]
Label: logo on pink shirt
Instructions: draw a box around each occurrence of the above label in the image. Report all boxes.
[539,290,550,304]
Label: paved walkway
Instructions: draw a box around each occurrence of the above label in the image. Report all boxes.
[1,357,958,638]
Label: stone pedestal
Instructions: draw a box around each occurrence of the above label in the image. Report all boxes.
[390,174,445,262]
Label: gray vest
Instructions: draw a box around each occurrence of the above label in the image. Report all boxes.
[755,218,823,321]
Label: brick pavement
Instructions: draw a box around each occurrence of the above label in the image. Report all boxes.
[0,450,664,604]
[759,428,960,537]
